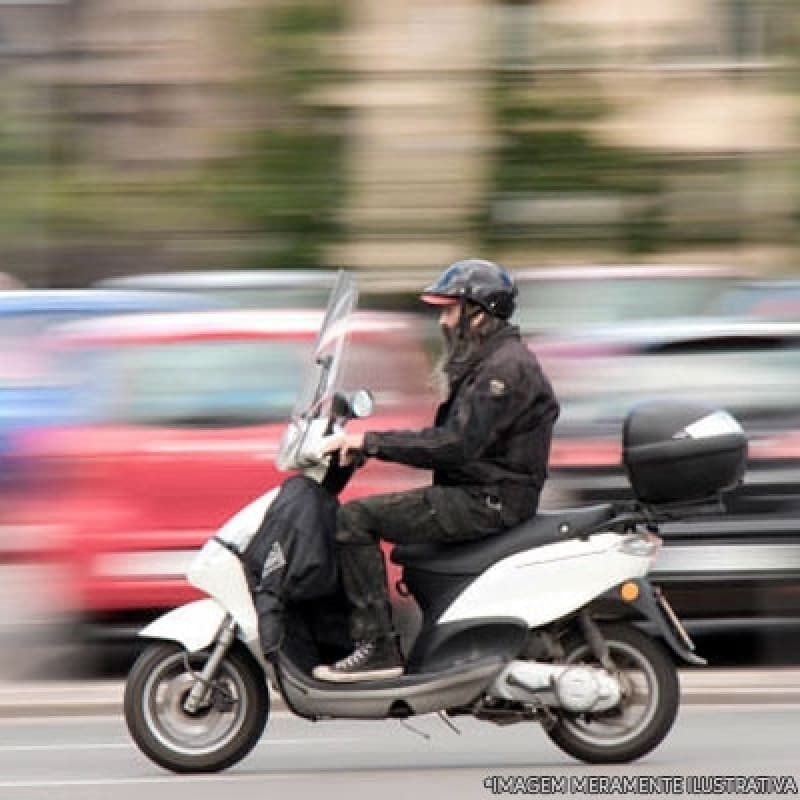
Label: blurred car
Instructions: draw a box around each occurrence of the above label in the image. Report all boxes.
[0,290,216,488]
[536,318,800,635]
[18,308,435,642]
[513,264,737,338]
[0,273,24,289]
[705,279,800,322]
[95,264,738,327]
[94,269,337,310]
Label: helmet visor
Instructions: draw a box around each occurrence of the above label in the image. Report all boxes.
[421,293,460,307]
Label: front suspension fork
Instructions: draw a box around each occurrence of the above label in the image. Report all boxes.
[183,615,236,714]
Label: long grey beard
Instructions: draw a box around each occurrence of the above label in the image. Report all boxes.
[428,324,483,401]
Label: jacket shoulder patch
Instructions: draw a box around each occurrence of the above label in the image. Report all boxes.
[488,378,506,396]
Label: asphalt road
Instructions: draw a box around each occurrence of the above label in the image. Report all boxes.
[0,706,797,800]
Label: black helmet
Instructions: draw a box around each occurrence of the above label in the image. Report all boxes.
[421,258,517,319]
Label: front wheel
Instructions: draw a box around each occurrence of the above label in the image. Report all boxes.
[546,623,679,764]
[124,641,269,773]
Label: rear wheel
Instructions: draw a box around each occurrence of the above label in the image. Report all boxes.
[546,624,679,764]
[124,642,269,773]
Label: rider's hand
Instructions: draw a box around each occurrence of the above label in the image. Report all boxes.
[323,432,365,466]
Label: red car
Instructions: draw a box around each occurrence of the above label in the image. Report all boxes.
[18,309,435,642]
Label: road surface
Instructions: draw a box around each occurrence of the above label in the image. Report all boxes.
[0,705,797,800]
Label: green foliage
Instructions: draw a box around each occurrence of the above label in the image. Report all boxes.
[495,129,653,195]
[483,0,800,260]
[481,68,796,256]
[205,0,349,268]
[253,1,346,99]
[209,127,346,267]
[482,79,668,255]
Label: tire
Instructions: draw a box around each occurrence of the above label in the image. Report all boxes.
[545,623,679,764]
[124,641,269,773]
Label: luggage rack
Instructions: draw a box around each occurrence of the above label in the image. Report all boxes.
[605,494,729,533]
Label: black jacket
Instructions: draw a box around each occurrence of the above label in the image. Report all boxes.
[363,325,559,520]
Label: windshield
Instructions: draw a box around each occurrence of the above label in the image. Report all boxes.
[276,270,357,469]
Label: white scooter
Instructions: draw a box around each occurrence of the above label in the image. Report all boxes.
[124,272,747,771]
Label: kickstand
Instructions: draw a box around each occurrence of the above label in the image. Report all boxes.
[437,711,461,735]
[398,719,431,741]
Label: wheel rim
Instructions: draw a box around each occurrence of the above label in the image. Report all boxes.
[142,652,250,757]
[560,639,660,747]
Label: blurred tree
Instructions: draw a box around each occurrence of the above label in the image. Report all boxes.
[0,88,42,246]
[481,0,800,265]
[202,0,348,269]
[481,77,668,257]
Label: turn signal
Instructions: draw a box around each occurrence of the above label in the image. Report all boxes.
[620,582,640,603]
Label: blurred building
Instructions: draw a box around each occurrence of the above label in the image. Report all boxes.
[1,0,250,163]
[325,0,494,270]
[0,0,797,283]
[327,0,796,270]
[0,0,258,285]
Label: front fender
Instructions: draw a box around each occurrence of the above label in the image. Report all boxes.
[139,599,228,653]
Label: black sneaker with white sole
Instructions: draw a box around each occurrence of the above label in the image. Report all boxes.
[312,637,404,682]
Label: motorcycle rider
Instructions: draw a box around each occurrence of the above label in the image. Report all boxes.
[312,259,560,682]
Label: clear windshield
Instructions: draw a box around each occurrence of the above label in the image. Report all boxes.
[275,270,357,469]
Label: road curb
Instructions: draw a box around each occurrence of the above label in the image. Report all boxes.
[679,668,800,705]
[1,670,800,718]
[0,682,123,718]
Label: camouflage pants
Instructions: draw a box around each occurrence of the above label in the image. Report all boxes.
[336,485,509,641]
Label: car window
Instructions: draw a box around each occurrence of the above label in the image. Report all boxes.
[102,285,334,310]
[191,288,334,310]
[73,339,311,427]
[0,311,101,344]
[556,343,800,430]
[707,286,800,320]
[0,314,88,389]
[515,278,726,334]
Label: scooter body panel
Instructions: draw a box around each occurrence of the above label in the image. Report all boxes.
[186,539,259,643]
[138,596,267,669]
[272,617,527,719]
[407,617,528,673]
[274,652,506,719]
[439,532,651,627]
[138,598,228,653]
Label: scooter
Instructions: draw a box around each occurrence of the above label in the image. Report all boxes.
[124,271,748,771]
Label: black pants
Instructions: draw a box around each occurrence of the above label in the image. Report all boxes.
[336,485,514,641]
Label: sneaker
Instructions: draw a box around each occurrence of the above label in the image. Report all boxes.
[312,637,404,683]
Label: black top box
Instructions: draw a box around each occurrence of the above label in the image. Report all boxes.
[623,401,747,506]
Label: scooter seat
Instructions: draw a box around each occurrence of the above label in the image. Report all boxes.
[391,503,617,576]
